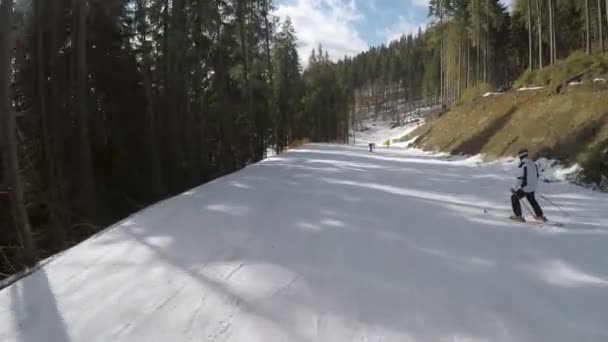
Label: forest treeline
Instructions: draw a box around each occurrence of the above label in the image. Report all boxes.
[336,0,607,105]
[0,0,348,278]
[1,0,607,279]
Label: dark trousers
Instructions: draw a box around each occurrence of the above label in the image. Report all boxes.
[511,190,544,218]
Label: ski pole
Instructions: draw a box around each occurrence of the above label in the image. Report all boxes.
[539,193,569,216]
[539,194,564,211]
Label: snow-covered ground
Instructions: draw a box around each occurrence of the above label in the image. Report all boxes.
[1,122,608,342]
[355,119,422,147]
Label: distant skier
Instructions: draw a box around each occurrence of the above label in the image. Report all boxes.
[510,148,547,222]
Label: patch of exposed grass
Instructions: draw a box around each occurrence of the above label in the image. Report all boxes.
[404,51,608,189]
[404,86,608,190]
[286,138,310,150]
[514,51,608,90]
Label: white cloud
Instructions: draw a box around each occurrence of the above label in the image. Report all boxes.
[275,0,368,66]
[365,0,384,15]
[411,0,429,9]
[382,15,424,44]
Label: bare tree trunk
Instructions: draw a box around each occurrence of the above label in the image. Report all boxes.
[599,0,605,52]
[49,0,69,208]
[536,0,543,68]
[548,0,554,64]
[483,0,489,84]
[440,42,444,104]
[212,0,236,172]
[73,0,97,217]
[467,40,470,88]
[262,0,274,151]
[35,0,66,249]
[446,46,450,102]
[483,27,488,84]
[552,0,557,62]
[236,0,255,160]
[162,0,175,183]
[167,0,188,182]
[476,20,481,82]
[439,3,445,104]
[137,0,165,196]
[142,65,164,194]
[586,0,591,54]
[0,0,38,265]
[528,0,533,69]
[457,38,462,99]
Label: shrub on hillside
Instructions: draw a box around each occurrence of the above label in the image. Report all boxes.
[514,51,608,89]
[460,83,493,103]
[513,69,535,89]
[579,139,608,191]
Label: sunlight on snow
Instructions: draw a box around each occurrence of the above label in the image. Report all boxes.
[531,260,608,288]
[206,204,252,217]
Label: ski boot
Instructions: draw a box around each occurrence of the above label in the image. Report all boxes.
[509,215,526,223]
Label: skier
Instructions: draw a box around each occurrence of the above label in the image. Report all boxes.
[510,148,547,222]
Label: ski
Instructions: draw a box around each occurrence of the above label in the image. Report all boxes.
[483,209,565,228]
[509,216,565,228]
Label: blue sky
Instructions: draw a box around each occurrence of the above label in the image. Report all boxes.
[274,0,431,64]
[275,0,512,65]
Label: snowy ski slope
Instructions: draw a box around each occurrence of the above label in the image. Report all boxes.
[1,122,608,342]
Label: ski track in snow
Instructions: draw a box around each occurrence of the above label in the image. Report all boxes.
[1,122,608,341]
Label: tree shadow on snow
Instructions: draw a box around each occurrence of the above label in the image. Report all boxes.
[9,270,71,342]
[7,143,608,342]
[115,151,608,341]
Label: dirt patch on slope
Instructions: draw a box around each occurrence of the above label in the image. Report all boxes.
[406,86,608,187]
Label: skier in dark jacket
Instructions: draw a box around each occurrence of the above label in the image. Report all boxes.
[510,148,547,222]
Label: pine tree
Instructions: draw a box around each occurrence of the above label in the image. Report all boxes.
[273,17,302,151]
[0,0,38,265]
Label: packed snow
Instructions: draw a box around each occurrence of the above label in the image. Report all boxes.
[1,121,608,342]
[355,119,422,147]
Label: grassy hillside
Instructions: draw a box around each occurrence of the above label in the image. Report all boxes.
[405,85,608,188]
[514,52,608,91]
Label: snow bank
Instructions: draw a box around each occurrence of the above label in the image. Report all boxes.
[355,119,424,146]
[536,158,582,183]
[359,121,589,188]
[482,92,502,97]
[516,86,545,91]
